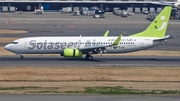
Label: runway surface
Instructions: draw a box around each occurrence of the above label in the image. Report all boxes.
[0,13,179,66]
[0,55,180,67]
[0,95,180,101]
[0,11,180,100]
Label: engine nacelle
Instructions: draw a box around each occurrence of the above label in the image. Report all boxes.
[174,2,180,8]
[63,49,82,58]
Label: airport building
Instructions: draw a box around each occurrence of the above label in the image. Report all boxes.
[0,0,177,12]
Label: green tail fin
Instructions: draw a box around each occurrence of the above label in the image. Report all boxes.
[131,6,172,38]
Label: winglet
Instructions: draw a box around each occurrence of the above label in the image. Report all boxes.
[112,34,122,45]
[103,30,109,37]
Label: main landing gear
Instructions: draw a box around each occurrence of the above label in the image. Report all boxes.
[20,55,24,59]
[85,53,93,60]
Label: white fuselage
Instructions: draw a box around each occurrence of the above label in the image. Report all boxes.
[5,36,166,55]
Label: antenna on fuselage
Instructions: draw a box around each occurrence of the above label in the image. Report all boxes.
[79,35,82,37]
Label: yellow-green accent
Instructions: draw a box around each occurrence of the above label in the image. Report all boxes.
[131,6,172,38]
[113,34,122,45]
[63,49,82,58]
[103,30,109,37]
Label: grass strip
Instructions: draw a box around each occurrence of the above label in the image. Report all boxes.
[0,67,180,82]
[1,86,179,94]
[67,86,180,95]
[0,86,41,90]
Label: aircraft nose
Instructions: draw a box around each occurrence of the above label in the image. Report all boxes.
[4,44,12,51]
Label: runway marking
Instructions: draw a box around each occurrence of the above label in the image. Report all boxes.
[3,13,23,24]
[67,25,76,28]
[98,64,180,67]
[37,30,51,32]
[3,13,14,24]
[53,25,77,28]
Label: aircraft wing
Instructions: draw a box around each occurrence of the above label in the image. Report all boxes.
[79,34,122,54]
[153,35,175,42]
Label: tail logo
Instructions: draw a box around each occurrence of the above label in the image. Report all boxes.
[154,16,167,31]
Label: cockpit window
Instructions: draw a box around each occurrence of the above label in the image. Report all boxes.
[11,42,18,44]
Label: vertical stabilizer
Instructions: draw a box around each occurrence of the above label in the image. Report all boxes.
[131,6,172,38]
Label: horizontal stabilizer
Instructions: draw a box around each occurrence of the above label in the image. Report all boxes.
[153,35,175,42]
[151,2,173,6]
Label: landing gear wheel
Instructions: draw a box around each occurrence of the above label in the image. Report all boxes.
[20,55,24,59]
[85,54,93,60]
[88,56,93,60]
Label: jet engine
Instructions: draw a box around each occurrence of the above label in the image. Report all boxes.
[174,2,180,8]
[63,49,82,58]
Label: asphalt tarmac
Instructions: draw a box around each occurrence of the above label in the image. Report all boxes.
[0,95,180,101]
[0,11,180,100]
[0,12,180,67]
[0,56,180,67]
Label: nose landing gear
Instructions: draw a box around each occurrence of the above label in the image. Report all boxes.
[16,53,24,59]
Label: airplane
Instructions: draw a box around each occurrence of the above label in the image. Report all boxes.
[5,6,174,60]
[152,0,180,9]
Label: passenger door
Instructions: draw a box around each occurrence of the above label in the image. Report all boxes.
[139,39,144,48]
[24,39,29,48]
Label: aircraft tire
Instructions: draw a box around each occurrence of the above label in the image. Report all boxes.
[85,54,93,60]
[20,55,24,59]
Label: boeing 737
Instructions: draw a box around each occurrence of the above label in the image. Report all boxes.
[5,6,174,60]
